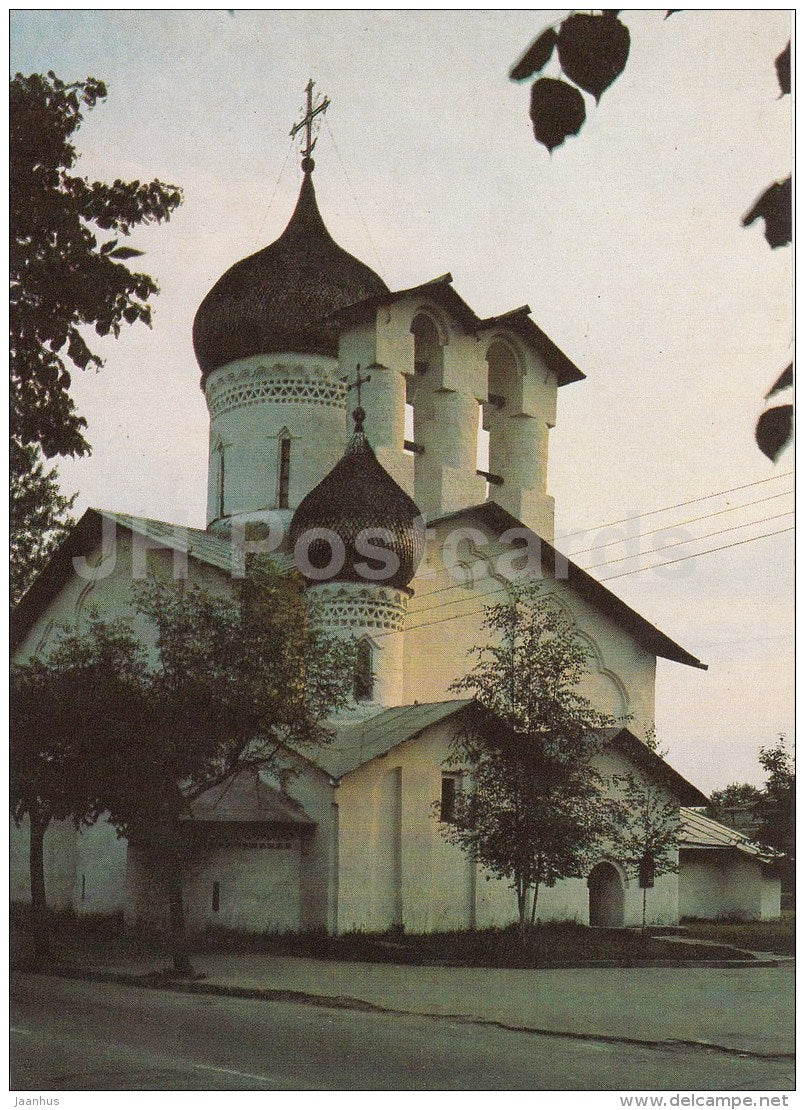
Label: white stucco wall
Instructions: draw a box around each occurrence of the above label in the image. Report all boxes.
[338,295,559,534]
[11,815,127,916]
[336,716,681,934]
[678,849,781,920]
[126,833,305,934]
[72,818,127,915]
[204,353,347,527]
[403,512,656,742]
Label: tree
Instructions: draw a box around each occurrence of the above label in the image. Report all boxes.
[10,70,182,459]
[443,581,618,940]
[10,441,76,607]
[707,782,763,835]
[10,558,353,975]
[755,736,794,889]
[705,738,793,890]
[10,618,143,967]
[612,774,680,933]
[509,12,792,462]
[10,71,182,602]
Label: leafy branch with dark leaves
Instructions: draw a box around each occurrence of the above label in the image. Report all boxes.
[511,12,792,462]
[10,71,182,460]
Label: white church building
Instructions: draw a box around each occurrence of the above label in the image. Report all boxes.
[11,98,781,933]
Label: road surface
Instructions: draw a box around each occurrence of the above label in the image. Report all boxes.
[10,973,794,1092]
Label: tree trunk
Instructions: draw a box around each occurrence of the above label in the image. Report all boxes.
[166,851,193,977]
[516,877,529,945]
[642,887,647,936]
[530,881,540,926]
[29,815,52,968]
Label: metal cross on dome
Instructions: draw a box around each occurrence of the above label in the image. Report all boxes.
[290,79,331,168]
[347,365,371,432]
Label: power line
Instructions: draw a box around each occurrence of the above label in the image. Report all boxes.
[580,510,793,571]
[559,471,794,541]
[599,526,793,582]
[567,489,793,558]
[375,526,793,640]
[324,118,388,283]
[409,508,788,621]
[407,486,794,613]
[253,137,295,245]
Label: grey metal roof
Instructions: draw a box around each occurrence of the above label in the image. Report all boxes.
[186,769,315,826]
[680,807,782,861]
[301,705,705,810]
[305,699,473,778]
[99,510,240,573]
[600,727,707,806]
[11,507,296,649]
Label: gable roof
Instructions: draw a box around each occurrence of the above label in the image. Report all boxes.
[11,508,298,651]
[306,699,474,779]
[327,273,586,387]
[680,807,782,861]
[602,727,707,806]
[186,769,315,827]
[301,701,706,807]
[428,501,707,671]
[11,508,232,649]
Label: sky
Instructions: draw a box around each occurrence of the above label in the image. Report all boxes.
[10,9,793,792]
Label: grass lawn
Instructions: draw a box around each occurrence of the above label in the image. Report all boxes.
[12,905,774,970]
[677,912,794,955]
[202,921,754,968]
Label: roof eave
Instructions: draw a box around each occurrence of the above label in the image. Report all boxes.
[427,501,707,671]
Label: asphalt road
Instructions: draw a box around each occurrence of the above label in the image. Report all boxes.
[10,973,794,1092]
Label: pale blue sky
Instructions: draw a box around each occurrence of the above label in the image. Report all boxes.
[11,9,793,790]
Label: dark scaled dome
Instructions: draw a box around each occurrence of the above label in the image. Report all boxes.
[193,171,388,383]
[289,410,425,591]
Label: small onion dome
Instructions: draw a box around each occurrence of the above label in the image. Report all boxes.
[289,409,425,590]
[193,171,388,384]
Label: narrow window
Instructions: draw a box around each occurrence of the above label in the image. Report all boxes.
[212,881,220,912]
[81,873,86,902]
[353,638,374,702]
[216,442,226,518]
[440,773,458,823]
[278,435,291,509]
[476,401,490,473]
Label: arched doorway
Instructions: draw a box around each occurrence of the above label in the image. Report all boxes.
[588,862,625,927]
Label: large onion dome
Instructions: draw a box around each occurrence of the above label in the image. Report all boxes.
[289,408,425,591]
[192,169,388,383]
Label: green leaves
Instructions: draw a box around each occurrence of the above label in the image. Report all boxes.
[765,363,793,400]
[511,11,630,152]
[10,441,75,607]
[445,581,619,923]
[10,71,182,459]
